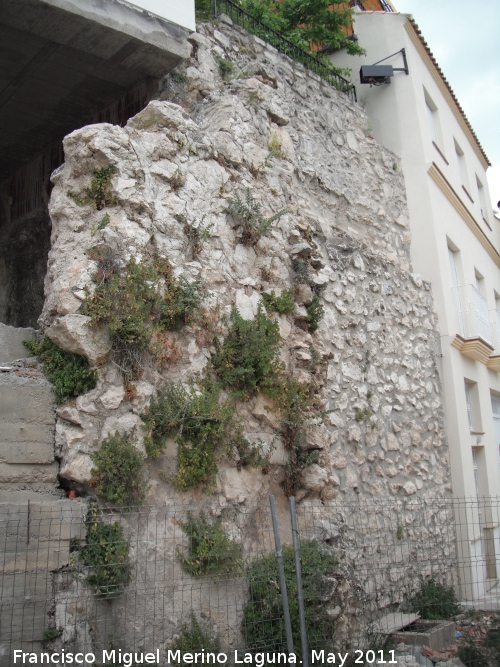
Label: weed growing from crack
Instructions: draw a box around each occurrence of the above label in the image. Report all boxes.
[305,294,324,333]
[225,189,287,246]
[267,132,286,160]
[354,408,373,422]
[68,166,117,210]
[91,213,110,236]
[273,377,322,495]
[181,215,214,257]
[215,55,235,82]
[170,614,221,660]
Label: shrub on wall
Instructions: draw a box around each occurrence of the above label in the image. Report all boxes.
[211,306,284,397]
[141,377,262,490]
[242,541,337,659]
[84,254,201,378]
[79,504,131,598]
[403,578,462,620]
[91,432,146,506]
[23,336,97,403]
[178,513,242,577]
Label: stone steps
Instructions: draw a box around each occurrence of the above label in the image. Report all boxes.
[0,492,87,662]
[0,325,59,490]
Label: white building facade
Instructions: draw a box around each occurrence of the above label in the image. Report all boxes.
[331,10,500,599]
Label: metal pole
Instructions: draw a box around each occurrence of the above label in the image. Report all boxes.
[289,496,309,667]
[269,494,295,656]
[213,0,217,18]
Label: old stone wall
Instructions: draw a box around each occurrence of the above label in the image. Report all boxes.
[34,16,454,654]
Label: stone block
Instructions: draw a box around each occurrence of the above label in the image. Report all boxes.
[0,379,55,425]
[0,463,59,484]
[0,323,35,363]
[0,423,54,463]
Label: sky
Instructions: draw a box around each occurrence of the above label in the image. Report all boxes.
[391,0,500,211]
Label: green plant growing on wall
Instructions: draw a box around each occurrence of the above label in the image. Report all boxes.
[305,294,324,333]
[68,166,117,210]
[170,614,221,660]
[42,628,61,644]
[91,432,146,506]
[273,377,320,495]
[215,55,235,82]
[90,213,111,236]
[177,513,242,577]
[292,258,309,283]
[169,168,186,190]
[23,336,97,403]
[267,132,286,160]
[182,215,214,257]
[262,290,295,315]
[211,306,284,397]
[84,254,202,378]
[225,189,287,246]
[403,578,462,620]
[354,408,373,422]
[242,541,337,660]
[142,377,259,490]
[79,503,131,598]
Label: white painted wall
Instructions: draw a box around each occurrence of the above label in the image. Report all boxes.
[125,0,196,31]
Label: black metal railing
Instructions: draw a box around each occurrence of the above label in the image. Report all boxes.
[213,0,357,102]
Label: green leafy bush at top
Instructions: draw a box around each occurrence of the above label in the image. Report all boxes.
[141,377,259,491]
[177,513,242,577]
[211,305,284,397]
[170,614,221,661]
[225,189,287,246]
[91,432,146,506]
[194,0,214,22]
[262,290,295,315]
[79,503,131,598]
[236,0,364,60]
[23,336,97,404]
[242,541,337,660]
[404,578,462,620]
[84,254,201,378]
[68,166,117,210]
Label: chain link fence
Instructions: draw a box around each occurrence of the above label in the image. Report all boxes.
[1,497,499,666]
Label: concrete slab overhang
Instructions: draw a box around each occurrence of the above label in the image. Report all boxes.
[0,0,193,181]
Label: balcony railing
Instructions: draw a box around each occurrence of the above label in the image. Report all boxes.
[213,0,357,102]
[453,285,492,345]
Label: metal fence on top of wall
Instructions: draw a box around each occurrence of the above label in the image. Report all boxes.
[1,497,499,666]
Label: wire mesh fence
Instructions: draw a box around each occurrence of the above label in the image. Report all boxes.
[1,496,500,666]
